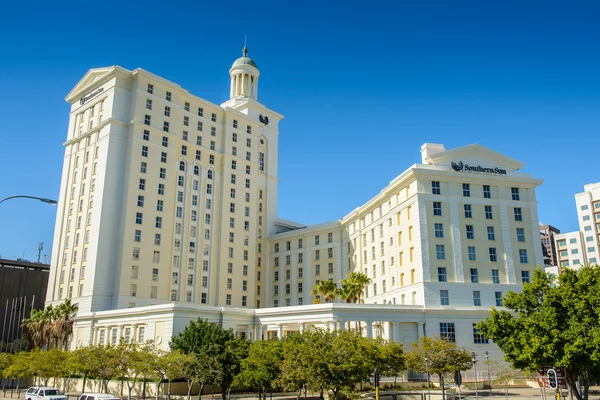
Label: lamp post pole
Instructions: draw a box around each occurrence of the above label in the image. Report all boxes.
[485,351,491,395]
[425,357,431,400]
[0,196,58,206]
[472,352,479,400]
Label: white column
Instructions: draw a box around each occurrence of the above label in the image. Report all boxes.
[299,323,306,334]
[245,325,251,340]
[277,324,284,339]
[230,76,234,98]
[339,320,345,332]
[417,322,425,338]
[242,74,247,96]
[388,322,395,341]
[394,322,400,342]
[366,321,373,338]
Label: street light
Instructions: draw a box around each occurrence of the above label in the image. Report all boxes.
[425,356,431,400]
[485,351,491,395]
[0,195,57,205]
[472,352,479,400]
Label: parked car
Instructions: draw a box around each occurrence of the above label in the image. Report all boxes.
[79,393,121,400]
[24,387,67,400]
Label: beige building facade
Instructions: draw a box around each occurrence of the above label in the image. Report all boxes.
[47,50,545,369]
[554,182,600,269]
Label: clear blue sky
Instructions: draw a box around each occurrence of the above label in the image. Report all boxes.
[0,0,599,261]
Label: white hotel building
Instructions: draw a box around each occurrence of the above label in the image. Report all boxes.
[554,183,600,270]
[47,48,544,363]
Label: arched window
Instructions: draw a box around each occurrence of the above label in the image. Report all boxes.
[207,170,213,180]
[179,161,185,171]
[193,166,199,176]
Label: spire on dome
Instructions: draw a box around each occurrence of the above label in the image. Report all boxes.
[243,35,248,57]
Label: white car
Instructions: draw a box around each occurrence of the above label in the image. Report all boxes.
[79,393,121,400]
[24,387,67,400]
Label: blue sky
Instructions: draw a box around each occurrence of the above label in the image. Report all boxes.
[0,0,598,261]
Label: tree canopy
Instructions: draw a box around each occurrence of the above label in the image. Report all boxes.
[477,266,600,400]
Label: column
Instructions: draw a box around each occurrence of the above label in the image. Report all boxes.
[242,74,247,96]
[255,325,262,341]
[91,326,98,345]
[132,325,138,343]
[299,323,306,334]
[230,76,234,98]
[388,322,396,341]
[277,324,284,339]
[394,322,400,343]
[417,322,425,338]
[339,320,345,332]
[245,325,251,340]
[366,321,373,338]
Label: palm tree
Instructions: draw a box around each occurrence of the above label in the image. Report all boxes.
[337,278,361,303]
[310,280,338,303]
[53,299,79,350]
[348,271,371,303]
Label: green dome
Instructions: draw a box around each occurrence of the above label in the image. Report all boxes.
[232,46,257,69]
[232,56,257,68]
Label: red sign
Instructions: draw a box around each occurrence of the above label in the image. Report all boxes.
[536,367,568,390]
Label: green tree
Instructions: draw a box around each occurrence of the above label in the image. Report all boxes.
[115,341,155,400]
[323,331,378,400]
[0,352,14,391]
[170,318,235,354]
[310,280,338,303]
[3,352,32,392]
[338,272,371,304]
[477,266,600,400]
[88,345,121,393]
[235,339,283,398]
[486,360,524,400]
[374,339,405,387]
[184,349,221,400]
[279,332,315,399]
[218,337,249,400]
[404,336,473,400]
[29,348,67,386]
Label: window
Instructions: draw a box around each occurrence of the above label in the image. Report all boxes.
[144,114,151,125]
[434,223,444,238]
[438,267,447,282]
[135,212,143,224]
[514,207,523,221]
[211,113,217,122]
[516,228,525,242]
[510,187,521,201]
[433,202,442,216]
[473,324,488,343]
[137,195,144,207]
[315,235,320,245]
[485,205,493,220]
[487,226,495,240]
[462,183,470,197]
[473,291,481,306]
[489,248,497,262]
[466,225,474,239]
[197,107,203,117]
[483,185,491,198]
[468,246,476,261]
[495,291,503,306]
[165,91,172,101]
[141,145,148,157]
[134,230,142,242]
[161,152,167,163]
[147,83,154,94]
[432,181,440,195]
[155,216,162,228]
[143,130,150,141]
[470,268,478,283]
[146,99,152,110]
[519,249,528,263]
[440,290,450,306]
[440,322,455,342]
[492,269,500,284]
[436,245,445,260]
[464,204,472,218]
[521,270,530,283]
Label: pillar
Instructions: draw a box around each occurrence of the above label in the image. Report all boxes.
[417,322,425,338]
[132,325,138,343]
[255,325,262,341]
[394,322,400,342]
[277,324,284,339]
[339,320,345,332]
[299,323,306,334]
[245,325,251,340]
[366,321,373,338]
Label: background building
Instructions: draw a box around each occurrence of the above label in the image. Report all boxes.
[0,258,50,350]
[554,182,600,269]
[539,224,560,266]
[47,50,545,367]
